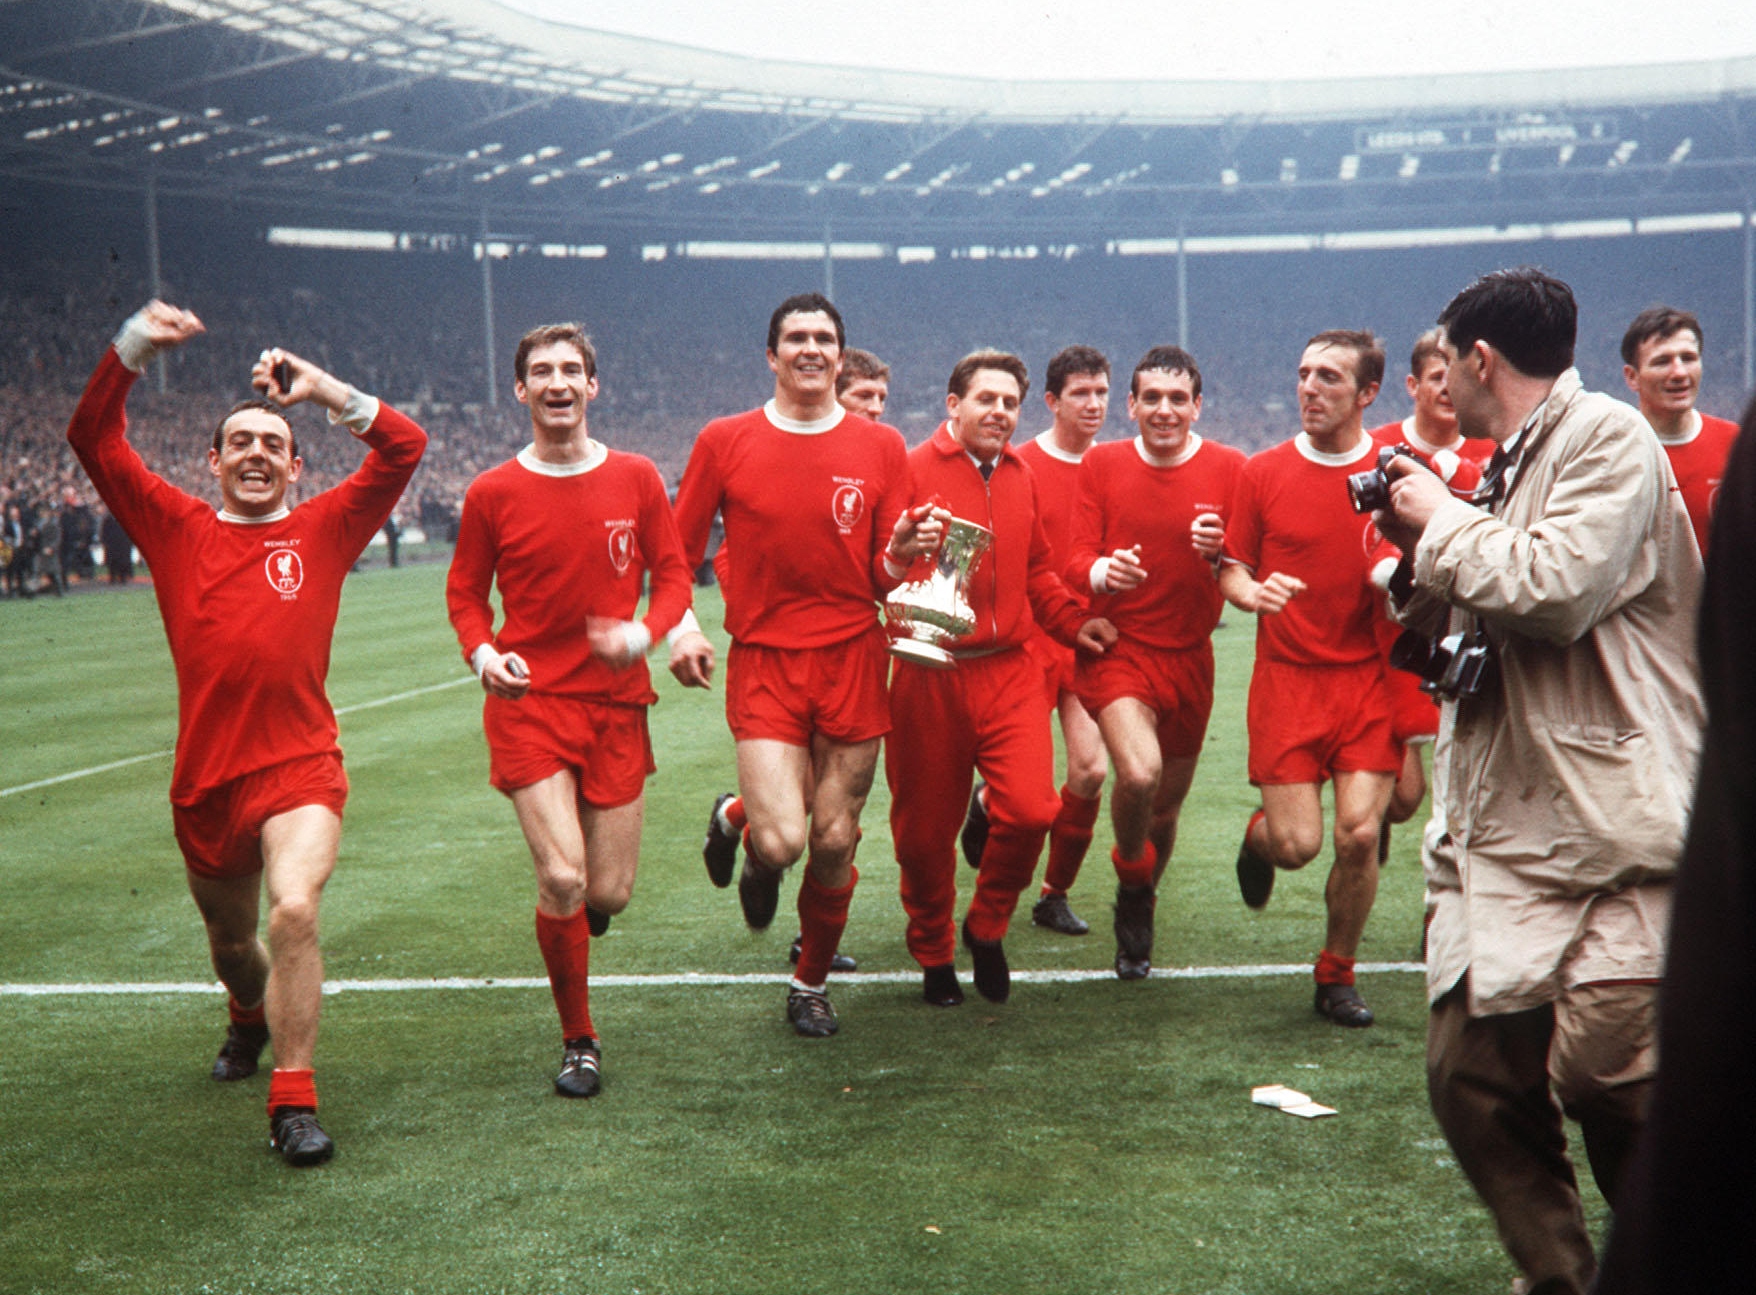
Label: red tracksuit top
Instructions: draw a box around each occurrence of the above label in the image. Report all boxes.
[67,348,426,805]
[897,423,1087,654]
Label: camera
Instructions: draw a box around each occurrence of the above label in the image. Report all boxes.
[1346,444,1418,514]
[1389,627,1497,701]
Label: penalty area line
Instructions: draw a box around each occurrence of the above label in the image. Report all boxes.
[1,963,1426,997]
[0,675,475,799]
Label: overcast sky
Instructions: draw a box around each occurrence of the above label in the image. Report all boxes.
[505,1,1756,83]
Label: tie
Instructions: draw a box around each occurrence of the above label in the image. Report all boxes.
[1476,446,1511,511]
[979,460,994,482]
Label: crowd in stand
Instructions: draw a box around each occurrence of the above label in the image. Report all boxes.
[3,241,1750,596]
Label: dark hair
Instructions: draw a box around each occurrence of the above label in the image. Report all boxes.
[1305,329,1386,390]
[1130,345,1203,398]
[837,347,890,392]
[947,349,1030,400]
[212,398,296,459]
[1045,345,1110,397]
[1438,267,1576,379]
[767,293,846,352]
[1409,327,1447,378]
[514,323,596,384]
[1621,305,1703,367]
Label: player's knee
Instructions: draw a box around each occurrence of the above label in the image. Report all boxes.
[750,822,805,871]
[1066,750,1107,796]
[587,874,634,915]
[1266,820,1321,869]
[266,892,321,945]
[1113,758,1162,805]
[806,814,859,863]
[1334,817,1383,866]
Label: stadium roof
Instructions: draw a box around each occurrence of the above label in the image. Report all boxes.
[4,0,1756,242]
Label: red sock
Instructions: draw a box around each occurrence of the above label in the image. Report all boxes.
[966,826,1045,942]
[1314,948,1357,987]
[267,1067,318,1113]
[794,867,857,988]
[534,905,595,1041]
[1110,841,1158,890]
[724,796,748,832]
[1042,786,1100,894]
[229,996,267,1027]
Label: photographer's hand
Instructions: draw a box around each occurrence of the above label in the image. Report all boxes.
[1377,456,1453,555]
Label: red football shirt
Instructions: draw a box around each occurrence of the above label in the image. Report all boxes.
[447,447,694,704]
[1222,433,1382,667]
[1067,435,1246,649]
[672,404,910,650]
[1015,432,1086,579]
[68,349,426,805]
[1656,411,1739,556]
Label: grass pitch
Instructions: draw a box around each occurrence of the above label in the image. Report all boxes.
[0,562,1600,1293]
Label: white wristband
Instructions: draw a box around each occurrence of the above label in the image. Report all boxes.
[666,608,703,648]
[469,644,496,678]
[328,386,380,436]
[1090,557,1113,594]
[621,622,654,658]
[112,311,160,374]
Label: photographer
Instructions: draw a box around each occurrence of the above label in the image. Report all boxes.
[1377,268,1704,1295]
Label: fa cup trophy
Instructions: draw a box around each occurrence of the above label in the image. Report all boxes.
[886,516,994,669]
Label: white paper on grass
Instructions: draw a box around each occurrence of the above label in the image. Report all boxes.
[1251,1084,1337,1118]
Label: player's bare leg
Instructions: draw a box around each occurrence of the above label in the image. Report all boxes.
[1099,699,1195,979]
[780,736,878,1037]
[1315,770,1394,1027]
[1033,693,1106,935]
[256,804,340,1163]
[511,771,621,1098]
[186,868,271,1082]
[1379,742,1429,867]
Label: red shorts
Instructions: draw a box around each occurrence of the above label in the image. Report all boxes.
[1385,661,1440,746]
[725,629,891,746]
[484,692,654,808]
[1246,658,1399,786]
[1077,638,1215,760]
[1023,632,1077,708]
[173,752,349,880]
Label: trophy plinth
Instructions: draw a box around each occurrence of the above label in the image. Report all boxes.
[886,516,993,669]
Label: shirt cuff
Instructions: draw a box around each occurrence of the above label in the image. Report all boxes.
[468,644,496,678]
[666,608,703,647]
[1090,558,1113,594]
[112,312,159,373]
[328,386,380,436]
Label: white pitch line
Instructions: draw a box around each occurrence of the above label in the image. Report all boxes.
[0,963,1425,997]
[0,675,475,799]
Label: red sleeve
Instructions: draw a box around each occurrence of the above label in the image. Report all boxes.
[1023,475,1088,646]
[1221,457,1265,572]
[445,478,500,663]
[1064,456,1105,593]
[317,402,427,559]
[66,349,206,548]
[635,460,694,640]
[671,426,724,570]
[869,429,913,596]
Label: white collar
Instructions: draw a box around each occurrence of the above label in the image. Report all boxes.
[517,441,607,477]
[1400,417,1466,459]
[1649,408,1703,447]
[218,504,292,525]
[1134,432,1203,469]
[1031,430,1086,464]
[764,399,845,435]
[1294,432,1376,467]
